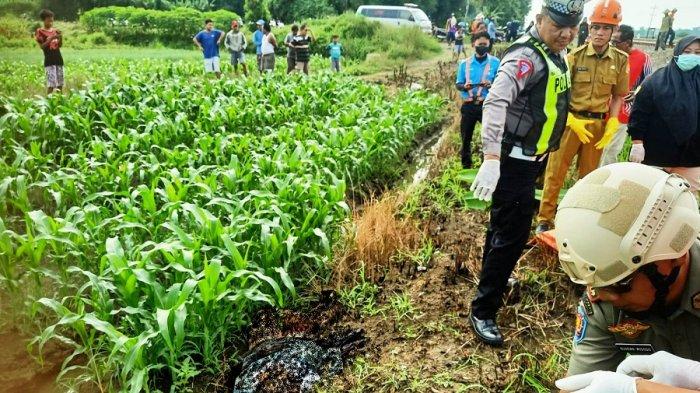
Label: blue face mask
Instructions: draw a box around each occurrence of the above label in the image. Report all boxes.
[676,54,700,71]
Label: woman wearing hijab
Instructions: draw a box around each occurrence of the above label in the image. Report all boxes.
[627,35,700,190]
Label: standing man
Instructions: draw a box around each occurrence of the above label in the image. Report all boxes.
[225,20,248,76]
[667,8,678,47]
[577,16,589,46]
[506,20,520,42]
[285,24,299,74]
[468,0,583,346]
[535,0,628,234]
[487,17,497,47]
[291,24,315,75]
[455,31,500,169]
[600,24,652,167]
[253,19,265,73]
[193,19,224,79]
[551,163,700,392]
[446,13,457,48]
[656,9,671,51]
[35,9,63,94]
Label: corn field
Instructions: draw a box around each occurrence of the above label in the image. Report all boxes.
[0,61,444,391]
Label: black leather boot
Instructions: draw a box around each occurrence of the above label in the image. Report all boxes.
[470,313,504,346]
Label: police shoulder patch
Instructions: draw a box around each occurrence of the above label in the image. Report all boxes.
[574,304,588,345]
[516,59,534,79]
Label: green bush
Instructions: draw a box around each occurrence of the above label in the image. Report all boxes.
[272,13,441,62]
[81,6,240,47]
[0,0,39,17]
[0,15,33,40]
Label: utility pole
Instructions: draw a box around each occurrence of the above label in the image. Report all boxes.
[464,0,470,23]
[646,4,657,38]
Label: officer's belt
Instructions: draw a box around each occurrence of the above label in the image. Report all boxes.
[504,145,548,162]
[570,110,607,120]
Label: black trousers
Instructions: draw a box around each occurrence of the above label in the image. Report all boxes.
[471,153,545,320]
[460,101,483,169]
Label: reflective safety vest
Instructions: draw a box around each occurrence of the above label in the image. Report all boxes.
[504,34,571,156]
[461,55,494,103]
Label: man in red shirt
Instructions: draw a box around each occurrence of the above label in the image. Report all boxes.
[600,24,652,167]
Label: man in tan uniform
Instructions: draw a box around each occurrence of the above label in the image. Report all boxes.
[536,0,629,234]
[553,163,700,392]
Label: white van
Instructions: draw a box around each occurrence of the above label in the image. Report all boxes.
[356,4,432,33]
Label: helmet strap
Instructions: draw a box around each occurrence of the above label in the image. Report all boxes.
[639,263,681,317]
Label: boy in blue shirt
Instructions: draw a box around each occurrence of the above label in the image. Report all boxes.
[327,35,342,72]
[193,19,224,78]
[455,31,500,168]
[253,20,265,73]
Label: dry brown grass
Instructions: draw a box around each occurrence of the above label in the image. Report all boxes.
[332,193,424,286]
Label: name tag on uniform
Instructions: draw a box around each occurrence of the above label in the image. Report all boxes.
[615,343,655,354]
[577,66,588,72]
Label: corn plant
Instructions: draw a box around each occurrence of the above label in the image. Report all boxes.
[0,61,444,391]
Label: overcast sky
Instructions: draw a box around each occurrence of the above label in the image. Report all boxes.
[525,0,700,29]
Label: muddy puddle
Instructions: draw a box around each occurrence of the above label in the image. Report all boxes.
[0,329,67,393]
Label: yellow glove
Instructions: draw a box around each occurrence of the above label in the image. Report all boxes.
[595,117,620,150]
[567,113,594,144]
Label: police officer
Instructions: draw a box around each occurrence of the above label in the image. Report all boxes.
[468,0,584,346]
[554,163,700,392]
[536,0,629,234]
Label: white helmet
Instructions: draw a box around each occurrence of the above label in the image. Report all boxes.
[555,163,700,287]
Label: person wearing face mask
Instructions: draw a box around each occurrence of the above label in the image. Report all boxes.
[551,163,700,393]
[468,0,583,346]
[536,0,629,235]
[455,31,500,169]
[626,36,700,192]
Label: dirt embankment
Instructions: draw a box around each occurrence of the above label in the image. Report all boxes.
[0,330,69,393]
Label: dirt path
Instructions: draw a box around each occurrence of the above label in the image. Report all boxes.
[360,46,456,84]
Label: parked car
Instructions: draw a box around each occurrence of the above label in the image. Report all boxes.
[356,4,432,34]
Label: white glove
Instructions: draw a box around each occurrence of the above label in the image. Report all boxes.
[470,159,500,202]
[617,351,700,390]
[555,371,637,393]
[629,143,645,163]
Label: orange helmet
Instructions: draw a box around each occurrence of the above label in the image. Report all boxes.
[590,0,622,26]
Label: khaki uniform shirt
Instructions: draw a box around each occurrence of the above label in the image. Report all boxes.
[481,28,568,156]
[568,43,629,114]
[567,239,700,375]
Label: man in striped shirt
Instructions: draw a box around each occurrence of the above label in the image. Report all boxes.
[600,24,653,167]
[291,24,315,75]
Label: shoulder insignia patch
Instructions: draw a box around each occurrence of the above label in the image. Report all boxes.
[692,292,700,310]
[516,59,534,79]
[574,304,588,345]
[608,319,651,339]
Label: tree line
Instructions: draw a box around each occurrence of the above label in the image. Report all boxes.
[26,0,530,28]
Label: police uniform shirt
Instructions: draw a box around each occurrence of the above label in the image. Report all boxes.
[568,42,629,114]
[567,239,700,375]
[481,27,568,156]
